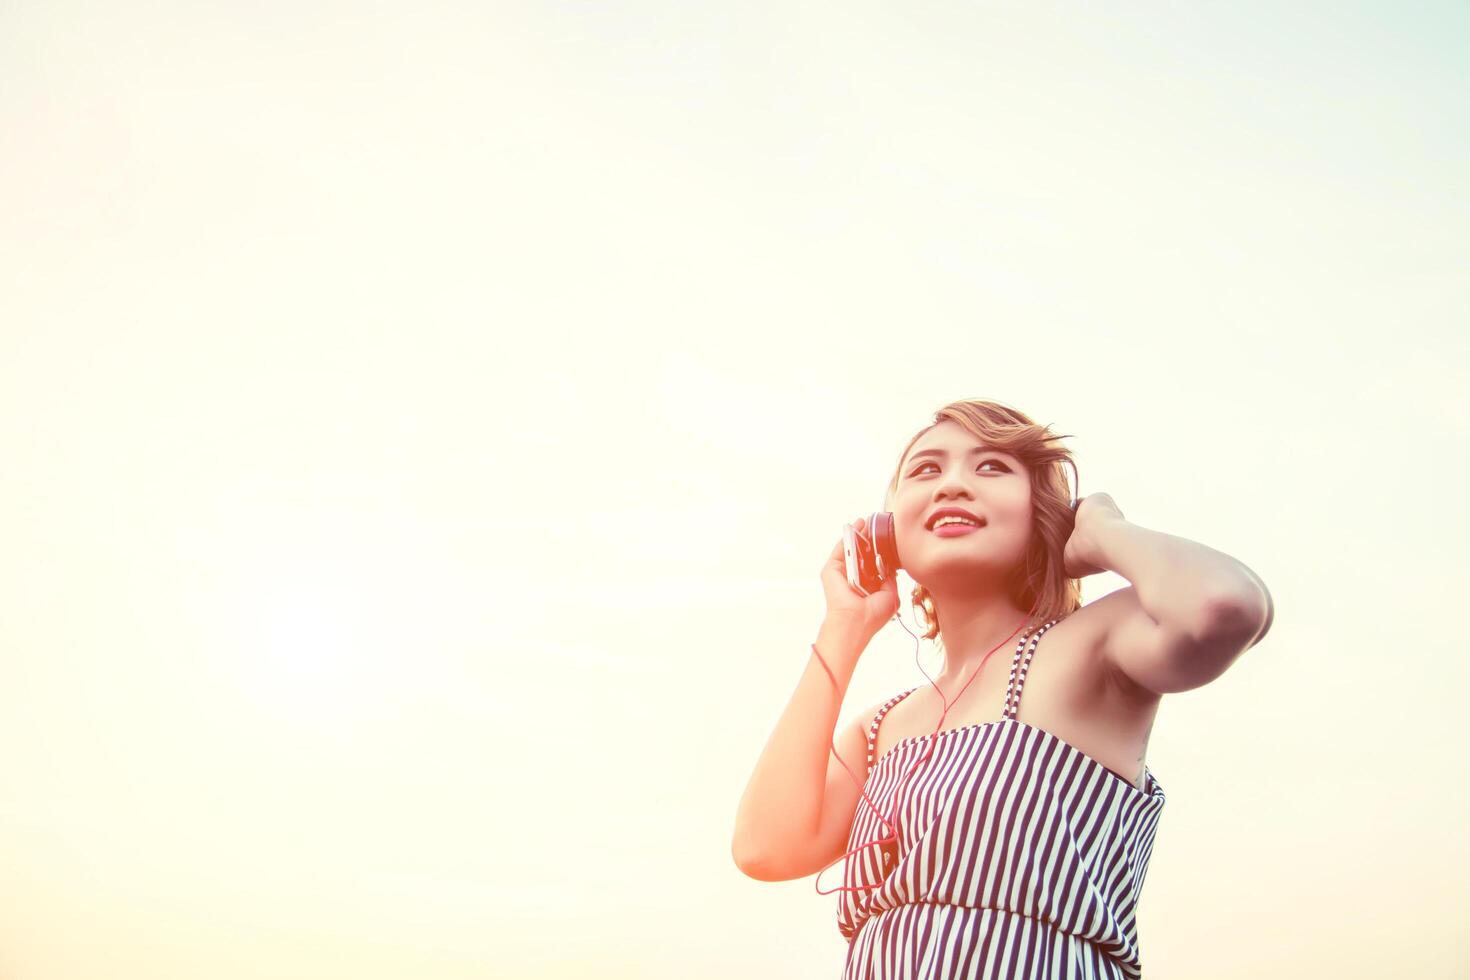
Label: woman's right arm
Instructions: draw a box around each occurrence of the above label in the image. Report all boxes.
[731,517,901,882]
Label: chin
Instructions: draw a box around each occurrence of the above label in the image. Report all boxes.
[910,557,1012,588]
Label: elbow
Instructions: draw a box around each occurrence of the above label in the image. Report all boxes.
[1249,584,1274,647]
[731,834,798,882]
[731,828,763,878]
[731,838,774,881]
[1203,581,1273,650]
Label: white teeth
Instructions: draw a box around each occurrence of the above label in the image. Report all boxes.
[933,515,980,529]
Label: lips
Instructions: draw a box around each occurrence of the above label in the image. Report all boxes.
[932,523,983,538]
[925,507,985,530]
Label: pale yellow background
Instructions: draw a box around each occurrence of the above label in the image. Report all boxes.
[2,3,1466,978]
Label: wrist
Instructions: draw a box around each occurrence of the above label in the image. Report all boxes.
[814,619,867,667]
[1080,514,1128,569]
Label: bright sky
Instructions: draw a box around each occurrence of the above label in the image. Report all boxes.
[1,3,1466,978]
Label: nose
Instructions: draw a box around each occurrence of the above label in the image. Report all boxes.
[932,470,975,502]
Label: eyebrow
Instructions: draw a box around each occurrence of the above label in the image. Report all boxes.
[904,447,1011,469]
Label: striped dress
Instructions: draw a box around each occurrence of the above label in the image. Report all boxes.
[836,620,1166,979]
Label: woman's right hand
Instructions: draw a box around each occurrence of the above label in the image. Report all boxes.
[820,518,901,643]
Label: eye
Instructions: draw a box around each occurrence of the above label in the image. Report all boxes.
[909,459,1011,477]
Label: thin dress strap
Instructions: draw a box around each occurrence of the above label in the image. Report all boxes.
[866,619,1062,767]
[1002,619,1059,720]
[865,688,920,770]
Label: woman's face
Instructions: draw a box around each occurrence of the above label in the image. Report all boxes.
[892,420,1034,592]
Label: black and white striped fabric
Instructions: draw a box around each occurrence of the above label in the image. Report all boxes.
[837,620,1167,979]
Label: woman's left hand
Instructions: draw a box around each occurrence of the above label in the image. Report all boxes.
[1063,492,1127,579]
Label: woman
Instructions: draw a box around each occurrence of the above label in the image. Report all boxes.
[732,399,1272,979]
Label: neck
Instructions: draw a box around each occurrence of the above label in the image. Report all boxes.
[927,584,1034,687]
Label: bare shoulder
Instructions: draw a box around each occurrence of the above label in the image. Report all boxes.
[846,692,907,747]
[837,696,895,759]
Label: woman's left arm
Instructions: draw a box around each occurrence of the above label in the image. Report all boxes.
[1066,493,1273,694]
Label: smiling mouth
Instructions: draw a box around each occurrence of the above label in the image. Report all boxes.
[930,520,986,534]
